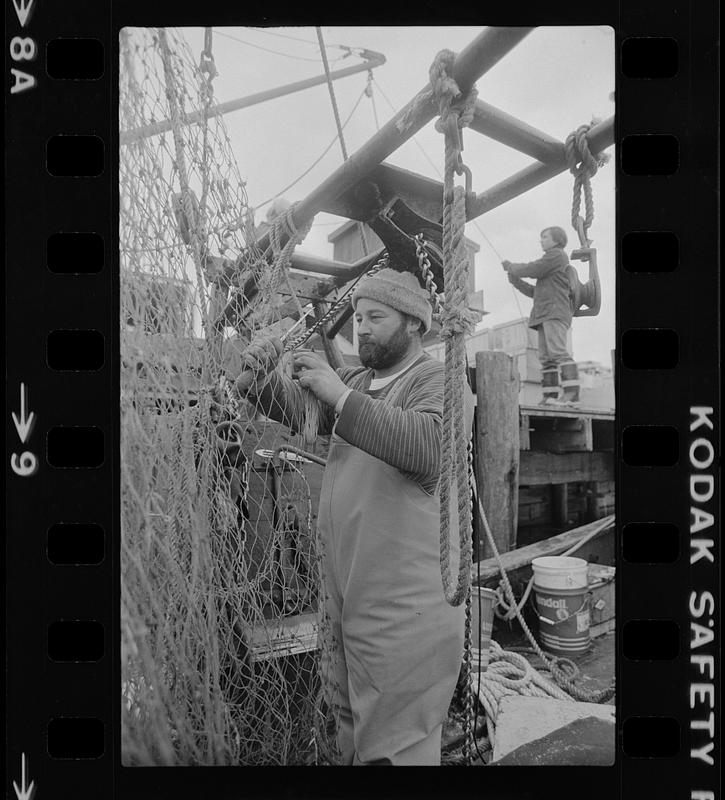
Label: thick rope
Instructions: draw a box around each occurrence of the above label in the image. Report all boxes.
[474,640,574,743]
[429,50,479,608]
[564,120,610,239]
[429,49,478,135]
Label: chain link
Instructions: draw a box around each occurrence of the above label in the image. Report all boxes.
[414,234,445,315]
[462,585,473,764]
[282,253,389,352]
[462,437,477,764]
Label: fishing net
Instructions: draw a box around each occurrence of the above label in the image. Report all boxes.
[119,27,343,766]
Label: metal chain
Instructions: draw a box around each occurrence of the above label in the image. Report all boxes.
[414,234,445,315]
[282,252,389,352]
[462,585,473,765]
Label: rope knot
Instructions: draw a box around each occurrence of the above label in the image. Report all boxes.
[565,122,604,179]
[565,119,610,234]
[429,49,479,137]
[439,305,478,339]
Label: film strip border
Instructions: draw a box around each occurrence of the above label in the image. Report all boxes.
[617,9,719,798]
[4,3,719,800]
[6,1,115,798]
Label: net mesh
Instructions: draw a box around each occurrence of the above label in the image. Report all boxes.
[119,27,342,766]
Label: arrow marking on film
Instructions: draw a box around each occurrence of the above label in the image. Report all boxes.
[12,383,35,444]
[13,753,35,800]
[11,0,35,27]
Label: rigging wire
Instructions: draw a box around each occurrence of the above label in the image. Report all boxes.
[316,27,349,160]
[212,28,346,63]
[316,27,370,258]
[247,26,366,53]
[252,86,368,212]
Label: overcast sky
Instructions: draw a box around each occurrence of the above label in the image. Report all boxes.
[179,25,615,365]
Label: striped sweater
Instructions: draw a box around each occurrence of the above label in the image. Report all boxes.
[249,353,474,496]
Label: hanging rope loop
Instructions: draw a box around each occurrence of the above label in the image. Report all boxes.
[564,119,610,239]
[427,49,481,612]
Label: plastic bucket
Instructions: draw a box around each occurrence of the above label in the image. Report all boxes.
[470,587,496,671]
[532,556,590,656]
[532,556,588,590]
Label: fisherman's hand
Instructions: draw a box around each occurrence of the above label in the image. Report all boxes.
[501,259,512,272]
[235,337,283,395]
[292,351,347,407]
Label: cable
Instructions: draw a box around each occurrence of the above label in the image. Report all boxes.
[316,27,349,160]
[247,26,366,54]
[317,27,369,258]
[470,219,526,321]
[212,28,346,63]
[252,86,368,212]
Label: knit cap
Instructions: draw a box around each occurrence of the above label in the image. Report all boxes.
[351,268,432,333]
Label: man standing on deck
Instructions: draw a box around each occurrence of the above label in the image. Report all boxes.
[503,226,581,404]
[235,267,475,765]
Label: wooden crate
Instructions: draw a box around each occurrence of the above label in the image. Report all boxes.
[490,319,538,352]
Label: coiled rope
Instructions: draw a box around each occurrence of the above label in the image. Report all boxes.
[474,640,574,744]
[429,49,480,609]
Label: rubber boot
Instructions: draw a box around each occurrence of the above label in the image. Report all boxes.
[560,360,581,404]
[540,366,561,403]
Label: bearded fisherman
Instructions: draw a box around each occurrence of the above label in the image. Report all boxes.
[235,267,475,765]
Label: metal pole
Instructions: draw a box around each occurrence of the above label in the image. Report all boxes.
[255,27,534,251]
[469,99,564,163]
[467,115,614,220]
[120,50,387,146]
[223,27,533,324]
[289,250,383,279]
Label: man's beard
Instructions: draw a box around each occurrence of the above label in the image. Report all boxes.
[358,322,412,370]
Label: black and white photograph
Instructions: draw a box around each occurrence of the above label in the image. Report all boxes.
[119,25,616,767]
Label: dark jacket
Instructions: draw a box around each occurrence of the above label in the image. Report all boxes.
[507,247,573,328]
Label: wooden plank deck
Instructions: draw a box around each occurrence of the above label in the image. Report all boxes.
[519,404,614,421]
[519,451,613,486]
[473,516,615,585]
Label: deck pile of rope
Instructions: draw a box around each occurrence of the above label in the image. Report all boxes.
[474,640,572,743]
[429,49,480,609]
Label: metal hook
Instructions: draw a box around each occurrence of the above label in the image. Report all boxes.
[575,215,591,248]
